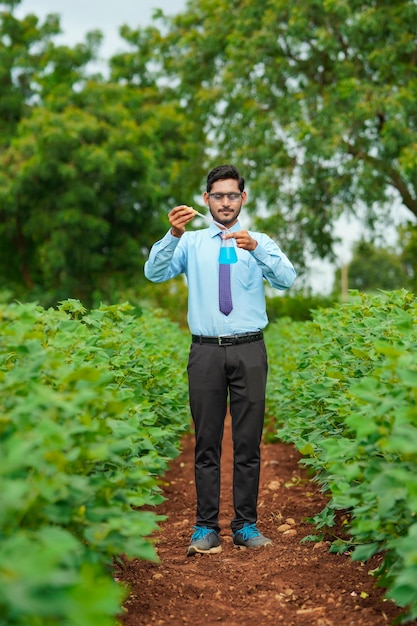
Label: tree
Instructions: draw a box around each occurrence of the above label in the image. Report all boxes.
[133,0,417,270]
[398,222,417,293]
[333,239,411,294]
[0,1,102,146]
[0,80,198,304]
[3,1,417,305]
[0,3,199,306]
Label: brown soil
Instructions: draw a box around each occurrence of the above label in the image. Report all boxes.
[116,417,416,626]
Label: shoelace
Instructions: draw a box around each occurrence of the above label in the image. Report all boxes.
[236,524,261,541]
[191,526,213,541]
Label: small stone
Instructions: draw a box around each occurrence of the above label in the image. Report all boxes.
[278,523,292,532]
[268,480,281,491]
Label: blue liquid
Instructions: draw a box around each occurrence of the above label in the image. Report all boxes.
[219,246,238,264]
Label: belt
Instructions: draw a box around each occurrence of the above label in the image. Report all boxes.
[191,331,264,346]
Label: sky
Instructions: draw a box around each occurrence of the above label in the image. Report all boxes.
[16,0,187,58]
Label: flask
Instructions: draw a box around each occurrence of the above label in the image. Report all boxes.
[219,231,238,264]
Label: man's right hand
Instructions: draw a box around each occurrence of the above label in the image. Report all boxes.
[168,205,196,238]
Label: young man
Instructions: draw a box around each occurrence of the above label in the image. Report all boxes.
[144,165,296,556]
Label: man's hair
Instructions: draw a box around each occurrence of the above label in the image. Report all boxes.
[206,165,245,192]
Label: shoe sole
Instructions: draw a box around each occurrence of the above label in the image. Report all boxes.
[186,545,222,557]
[233,542,273,550]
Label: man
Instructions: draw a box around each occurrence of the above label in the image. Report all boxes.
[144,164,296,556]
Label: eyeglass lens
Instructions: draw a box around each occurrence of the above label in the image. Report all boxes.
[209,193,242,201]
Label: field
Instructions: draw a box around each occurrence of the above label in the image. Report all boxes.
[1,290,417,625]
[117,417,416,626]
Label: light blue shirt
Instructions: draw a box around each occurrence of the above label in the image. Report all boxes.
[144,221,296,336]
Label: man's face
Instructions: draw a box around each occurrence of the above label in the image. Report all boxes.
[203,178,247,228]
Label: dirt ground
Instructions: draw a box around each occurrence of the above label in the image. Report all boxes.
[116,417,416,626]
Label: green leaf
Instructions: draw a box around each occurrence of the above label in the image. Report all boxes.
[352,542,380,562]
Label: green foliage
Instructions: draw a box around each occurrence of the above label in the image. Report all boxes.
[0,2,101,145]
[136,0,417,270]
[2,2,417,303]
[0,79,197,305]
[398,223,417,293]
[333,239,412,293]
[0,300,190,625]
[266,293,338,322]
[265,290,417,622]
[0,3,202,306]
[140,276,189,329]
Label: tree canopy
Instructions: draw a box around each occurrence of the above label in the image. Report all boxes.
[336,239,411,293]
[131,0,417,268]
[0,2,202,305]
[1,0,416,305]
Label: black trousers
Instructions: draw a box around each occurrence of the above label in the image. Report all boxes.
[187,340,268,533]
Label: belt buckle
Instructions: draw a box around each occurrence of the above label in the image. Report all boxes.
[218,336,234,346]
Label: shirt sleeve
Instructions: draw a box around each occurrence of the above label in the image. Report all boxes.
[249,233,296,290]
[144,230,186,283]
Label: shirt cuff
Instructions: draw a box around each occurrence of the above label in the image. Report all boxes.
[161,229,182,249]
[250,243,270,263]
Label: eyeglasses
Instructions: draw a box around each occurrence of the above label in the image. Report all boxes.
[208,193,242,202]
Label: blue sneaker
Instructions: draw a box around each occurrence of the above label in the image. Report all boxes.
[233,523,273,549]
[186,526,222,556]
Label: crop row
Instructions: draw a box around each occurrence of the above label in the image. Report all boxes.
[265,289,417,623]
[0,300,190,626]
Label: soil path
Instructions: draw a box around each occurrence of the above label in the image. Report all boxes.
[117,417,415,626]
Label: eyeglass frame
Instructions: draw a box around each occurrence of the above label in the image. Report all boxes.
[208,192,243,202]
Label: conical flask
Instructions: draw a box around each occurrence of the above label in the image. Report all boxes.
[219,231,238,264]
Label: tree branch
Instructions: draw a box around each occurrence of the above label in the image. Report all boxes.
[345,141,417,218]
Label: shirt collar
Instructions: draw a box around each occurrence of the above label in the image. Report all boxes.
[209,221,241,237]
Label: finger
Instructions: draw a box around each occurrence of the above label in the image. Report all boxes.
[223,232,237,240]
[169,206,196,232]
[169,204,190,217]
[170,205,194,220]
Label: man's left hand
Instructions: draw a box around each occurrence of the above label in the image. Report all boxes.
[223,230,258,251]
